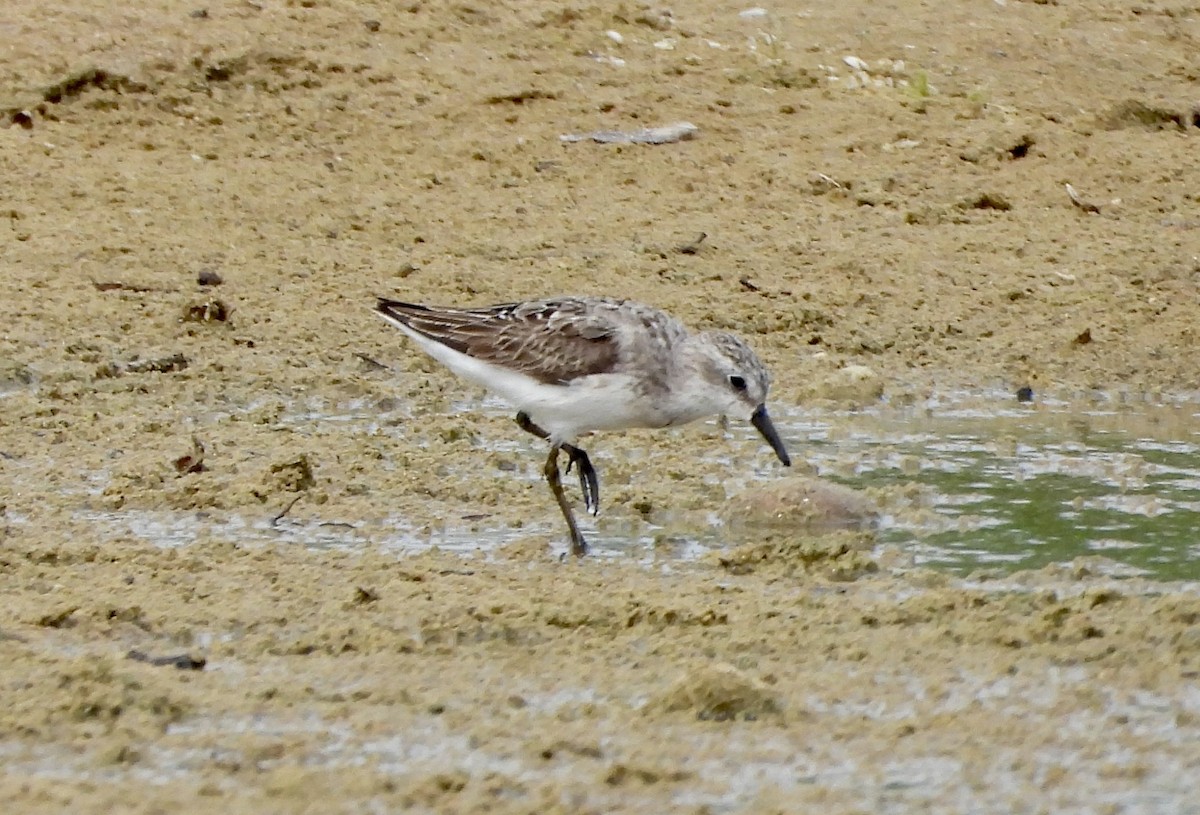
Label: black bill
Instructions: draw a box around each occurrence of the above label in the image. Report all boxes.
[750,405,791,466]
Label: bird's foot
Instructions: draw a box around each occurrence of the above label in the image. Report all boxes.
[563,445,600,516]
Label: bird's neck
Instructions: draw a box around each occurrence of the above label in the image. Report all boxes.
[656,335,717,427]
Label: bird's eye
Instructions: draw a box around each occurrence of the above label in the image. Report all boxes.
[729,375,748,392]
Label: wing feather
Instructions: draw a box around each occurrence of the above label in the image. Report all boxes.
[375,298,622,385]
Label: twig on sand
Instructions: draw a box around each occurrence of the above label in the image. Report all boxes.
[272,495,303,526]
[677,232,708,255]
[1065,183,1101,214]
[354,352,390,371]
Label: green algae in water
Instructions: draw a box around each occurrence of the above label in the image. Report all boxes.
[796,402,1200,580]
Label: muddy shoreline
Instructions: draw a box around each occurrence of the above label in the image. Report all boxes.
[3,0,1200,811]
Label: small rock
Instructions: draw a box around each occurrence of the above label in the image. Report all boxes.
[723,476,878,533]
[182,299,230,323]
[810,364,884,405]
[647,663,782,720]
[173,436,206,475]
[352,586,380,604]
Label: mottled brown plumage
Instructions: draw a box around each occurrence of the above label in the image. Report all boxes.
[376,299,625,385]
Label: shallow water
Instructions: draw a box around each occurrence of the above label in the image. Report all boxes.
[67,392,1200,580]
[782,394,1200,580]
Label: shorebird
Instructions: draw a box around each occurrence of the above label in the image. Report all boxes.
[374,296,791,556]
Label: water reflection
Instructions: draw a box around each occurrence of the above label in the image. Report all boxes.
[783,395,1200,579]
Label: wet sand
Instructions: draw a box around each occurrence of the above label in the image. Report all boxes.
[3,0,1200,811]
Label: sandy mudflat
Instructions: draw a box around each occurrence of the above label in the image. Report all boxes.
[2,0,1199,811]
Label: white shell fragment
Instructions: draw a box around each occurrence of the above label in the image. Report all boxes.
[586,52,626,67]
[842,55,869,71]
[560,121,699,145]
[605,30,624,45]
[739,7,770,19]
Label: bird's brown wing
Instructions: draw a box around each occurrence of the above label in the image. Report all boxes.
[375,298,622,385]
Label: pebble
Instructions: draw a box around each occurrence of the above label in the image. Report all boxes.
[723,476,879,533]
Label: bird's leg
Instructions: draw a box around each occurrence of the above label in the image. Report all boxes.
[514,410,549,439]
[515,412,600,515]
[544,445,588,557]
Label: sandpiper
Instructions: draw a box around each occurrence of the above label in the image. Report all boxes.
[375,296,791,556]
